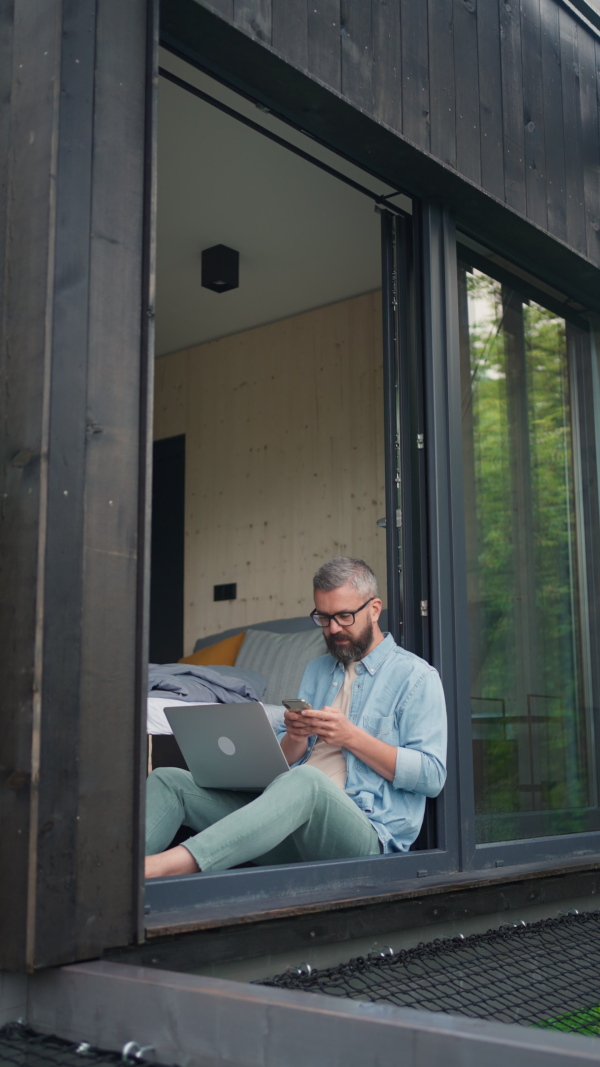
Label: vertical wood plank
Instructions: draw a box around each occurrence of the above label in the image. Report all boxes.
[372,0,402,130]
[340,0,372,113]
[428,0,456,168]
[500,0,526,213]
[0,0,59,971]
[0,3,14,317]
[540,0,567,240]
[74,0,152,961]
[233,0,272,45]
[521,0,548,229]
[1,0,153,969]
[453,0,481,185]
[35,0,97,965]
[400,0,430,151]
[559,8,586,254]
[307,0,341,91]
[272,0,308,69]
[579,30,600,264]
[477,0,505,200]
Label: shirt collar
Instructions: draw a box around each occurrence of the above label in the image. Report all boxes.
[327,632,396,675]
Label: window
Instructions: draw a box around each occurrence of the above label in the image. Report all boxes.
[458,257,600,843]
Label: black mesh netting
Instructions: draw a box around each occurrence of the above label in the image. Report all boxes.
[259,909,600,1037]
[0,1024,165,1067]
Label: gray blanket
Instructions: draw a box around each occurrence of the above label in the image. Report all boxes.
[148,662,265,704]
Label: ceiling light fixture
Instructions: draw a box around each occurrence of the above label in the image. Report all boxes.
[201,244,239,293]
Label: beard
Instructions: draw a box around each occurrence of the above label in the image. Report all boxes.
[325,617,374,665]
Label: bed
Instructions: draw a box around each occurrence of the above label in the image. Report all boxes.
[147,615,329,772]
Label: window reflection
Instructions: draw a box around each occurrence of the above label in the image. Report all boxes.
[458,262,600,842]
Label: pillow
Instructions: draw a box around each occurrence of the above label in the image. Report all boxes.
[179,631,246,666]
[236,627,327,705]
[192,616,314,654]
[209,663,268,700]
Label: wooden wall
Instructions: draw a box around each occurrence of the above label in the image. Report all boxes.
[191,0,600,269]
[154,292,387,649]
[0,0,153,970]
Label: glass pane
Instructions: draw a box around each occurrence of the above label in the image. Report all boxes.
[458,262,600,842]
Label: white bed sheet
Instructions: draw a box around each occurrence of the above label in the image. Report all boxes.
[147,695,285,735]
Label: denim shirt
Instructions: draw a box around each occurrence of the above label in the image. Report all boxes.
[277,633,447,853]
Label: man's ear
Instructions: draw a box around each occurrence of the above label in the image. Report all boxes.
[371,598,383,624]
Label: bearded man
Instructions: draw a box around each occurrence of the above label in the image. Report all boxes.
[145,556,447,878]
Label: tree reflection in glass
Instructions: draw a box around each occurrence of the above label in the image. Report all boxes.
[458,262,599,842]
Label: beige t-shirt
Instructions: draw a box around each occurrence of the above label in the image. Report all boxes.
[305,661,357,789]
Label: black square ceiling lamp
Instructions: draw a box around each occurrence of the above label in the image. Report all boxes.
[201,244,239,293]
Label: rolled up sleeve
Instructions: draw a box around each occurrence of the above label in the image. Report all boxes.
[392,668,447,797]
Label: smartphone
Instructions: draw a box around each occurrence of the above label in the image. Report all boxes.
[282,698,311,712]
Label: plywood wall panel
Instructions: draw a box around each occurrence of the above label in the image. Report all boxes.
[154,347,188,441]
[155,292,386,651]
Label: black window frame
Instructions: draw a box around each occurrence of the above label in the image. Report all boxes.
[145,89,462,928]
[455,239,600,870]
[144,2,600,931]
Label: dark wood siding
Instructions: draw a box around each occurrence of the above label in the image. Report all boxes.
[0,0,155,970]
[195,0,600,269]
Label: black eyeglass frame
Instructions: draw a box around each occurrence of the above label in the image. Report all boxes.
[309,596,375,628]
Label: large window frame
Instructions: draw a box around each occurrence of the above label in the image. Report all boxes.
[145,8,600,933]
[5,0,600,977]
[455,240,600,871]
[144,152,460,932]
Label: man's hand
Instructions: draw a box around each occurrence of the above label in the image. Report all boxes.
[281,705,398,781]
[305,706,398,782]
[301,705,356,747]
[280,707,314,764]
[283,708,315,740]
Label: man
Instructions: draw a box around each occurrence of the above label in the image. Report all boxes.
[145,556,447,878]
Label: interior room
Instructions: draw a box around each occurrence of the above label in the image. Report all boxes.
[147,52,409,760]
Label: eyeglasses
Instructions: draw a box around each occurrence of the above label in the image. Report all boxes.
[310,597,375,628]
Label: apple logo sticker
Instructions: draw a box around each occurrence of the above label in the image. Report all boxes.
[218,736,236,756]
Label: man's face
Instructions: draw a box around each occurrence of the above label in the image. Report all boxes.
[313,582,382,664]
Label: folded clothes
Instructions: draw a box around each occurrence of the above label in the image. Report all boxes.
[148,661,266,704]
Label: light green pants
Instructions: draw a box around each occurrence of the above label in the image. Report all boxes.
[145,764,381,871]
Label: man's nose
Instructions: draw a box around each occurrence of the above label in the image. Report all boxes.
[328,616,343,633]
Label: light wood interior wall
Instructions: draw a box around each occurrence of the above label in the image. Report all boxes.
[154,291,386,651]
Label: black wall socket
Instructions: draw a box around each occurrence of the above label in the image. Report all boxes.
[214,583,237,602]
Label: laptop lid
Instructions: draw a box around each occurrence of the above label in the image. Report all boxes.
[164,702,290,790]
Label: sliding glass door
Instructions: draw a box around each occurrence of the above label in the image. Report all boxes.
[458,258,600,843]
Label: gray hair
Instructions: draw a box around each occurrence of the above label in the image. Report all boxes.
[313,557,378,598]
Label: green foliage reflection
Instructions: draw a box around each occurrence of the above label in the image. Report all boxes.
[460,265,593,842]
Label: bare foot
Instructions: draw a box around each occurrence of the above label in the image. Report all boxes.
[145,845,200,879]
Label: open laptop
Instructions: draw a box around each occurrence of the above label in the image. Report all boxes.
[164,702,290,790]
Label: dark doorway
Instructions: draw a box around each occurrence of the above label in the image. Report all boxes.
[149,434,185,663]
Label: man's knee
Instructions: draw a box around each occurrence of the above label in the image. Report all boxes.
[148,766,193,792]
[287,764,332,796]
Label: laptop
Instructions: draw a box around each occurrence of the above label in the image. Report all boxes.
[164,702,290,790]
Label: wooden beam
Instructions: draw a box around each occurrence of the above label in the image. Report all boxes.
[0,0,156,970]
